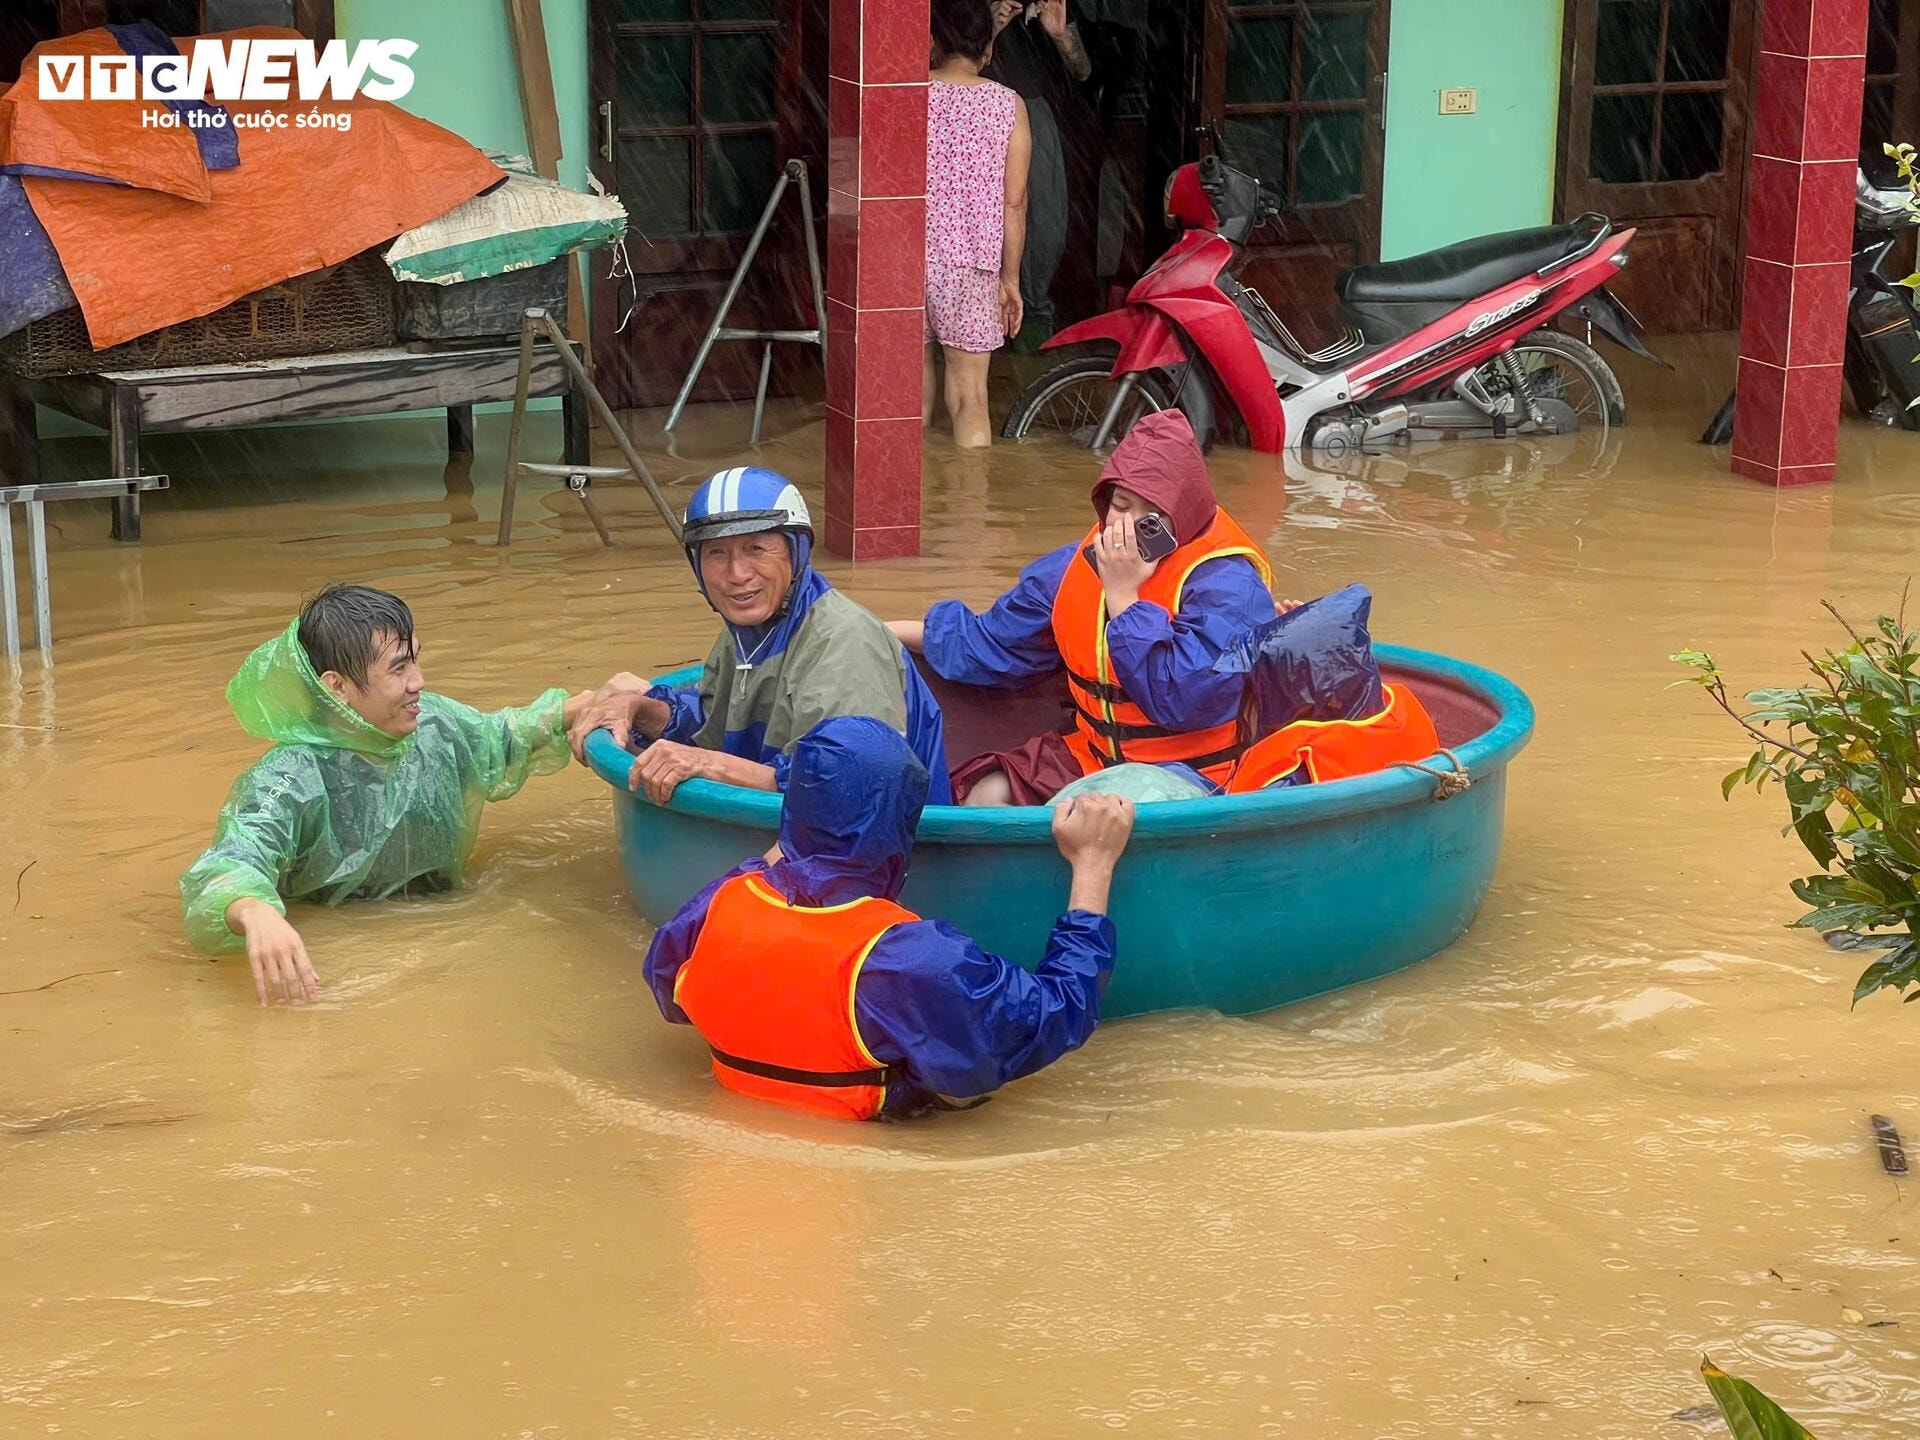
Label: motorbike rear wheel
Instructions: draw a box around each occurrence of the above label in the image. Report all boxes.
[1001,353,1177,449]
[1469,328,1627,436]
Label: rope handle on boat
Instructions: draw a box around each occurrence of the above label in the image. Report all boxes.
[1396,747,1470,800]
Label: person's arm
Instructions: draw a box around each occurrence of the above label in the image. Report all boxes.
[643,866,758,1024]
[851,794,1132,1099]
[1102,546,1278,732]
[179,759,320,1004]
[566,672,691,763]
[1037,0,1093,82]
[917,543,1075,688]
[627,742,777,806]
[436,688,577,803]
[1000,96,1032,338]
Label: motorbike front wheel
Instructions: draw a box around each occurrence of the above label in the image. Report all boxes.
[1001,354,1177,449]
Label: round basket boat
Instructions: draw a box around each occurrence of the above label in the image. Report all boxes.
[585,644,1534,1019]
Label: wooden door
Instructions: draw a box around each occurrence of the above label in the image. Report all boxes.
[1862,0,1920,176]
[587,0,809,411]
[1196,0,1390,349]
[1862,0,1920,279]
[1557,0,1757,334]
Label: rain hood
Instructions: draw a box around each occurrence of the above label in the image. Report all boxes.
[767,716,930,908]
[1090,410,1218,544]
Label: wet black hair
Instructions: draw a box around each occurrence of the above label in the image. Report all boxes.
[931,0,994,65]
[297,584,415,688]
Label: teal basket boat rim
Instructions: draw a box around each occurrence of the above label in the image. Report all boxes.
[584,642,1534,842]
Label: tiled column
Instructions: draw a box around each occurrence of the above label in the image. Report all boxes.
[823,0,927,559]
[1730,0,1869,487]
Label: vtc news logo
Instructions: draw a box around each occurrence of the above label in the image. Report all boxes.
[39,38,418,103]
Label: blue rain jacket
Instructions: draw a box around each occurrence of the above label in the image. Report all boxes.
[1215,583,1384,731]
[920,540,1276,734]
[644,717,1114,1116]
[647,540,952,802]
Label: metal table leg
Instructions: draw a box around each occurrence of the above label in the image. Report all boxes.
[109,389,141,543]
[27,499,51,654]
[0,505,17,659]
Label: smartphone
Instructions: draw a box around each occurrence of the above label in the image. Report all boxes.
[1133,513,1178,562]
[1083,513,1179,568]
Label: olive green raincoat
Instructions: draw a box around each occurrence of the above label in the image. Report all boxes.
[179,620,569,953]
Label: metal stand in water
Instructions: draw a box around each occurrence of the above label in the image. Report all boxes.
[1,475,168,660]
[662,158,826,446]
[498,308,685,549]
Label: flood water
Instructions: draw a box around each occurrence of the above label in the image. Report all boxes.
[3,335,1918,1436]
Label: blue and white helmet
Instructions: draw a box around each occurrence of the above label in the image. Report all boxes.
[682,467,813,615]
[682,466,811,554]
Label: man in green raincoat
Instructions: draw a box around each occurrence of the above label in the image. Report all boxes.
[180,585,590,1005]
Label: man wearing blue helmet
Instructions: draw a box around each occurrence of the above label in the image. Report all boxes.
[569,467,953,804]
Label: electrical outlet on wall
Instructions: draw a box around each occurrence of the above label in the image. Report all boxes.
[1439,87,1477,115]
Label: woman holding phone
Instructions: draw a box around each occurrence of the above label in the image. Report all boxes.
[888,411,1278,805]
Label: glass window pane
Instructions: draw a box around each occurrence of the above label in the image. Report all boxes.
[1595,0,1660,85]
[620,137,693,236]
[1226,18,1292,106]
[615,0,691,19]
[1664,0,1729,82]
[1222,114,1291,203]
[1867,0,1898,74]
[1589,93,1654,182]
[1300,11,1367,102]
[1657,90,1724,179]
[703,0,776,16]
[702,32,777,124]
[1295,111,1363,205]
[618,34,693,128]
[703,131,777,231]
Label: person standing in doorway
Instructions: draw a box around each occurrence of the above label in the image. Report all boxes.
[986,0,1097,347]
[926,0,1032,447]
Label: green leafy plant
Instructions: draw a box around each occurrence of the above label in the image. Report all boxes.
[1673,590,1920,1006]
[1701,1357,1818,1439]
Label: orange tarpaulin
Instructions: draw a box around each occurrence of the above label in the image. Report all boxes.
[12,28,502,349]
[0,27,213,201]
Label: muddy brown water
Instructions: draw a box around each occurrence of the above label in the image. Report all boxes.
[3,336,1918,1436]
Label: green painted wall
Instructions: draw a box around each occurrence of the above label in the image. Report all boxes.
[336,0,591,190]
[1379,0,1565,260]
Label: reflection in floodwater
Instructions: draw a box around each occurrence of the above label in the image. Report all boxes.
[1,334,1917,1435]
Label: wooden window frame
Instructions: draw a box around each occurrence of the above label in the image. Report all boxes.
[1216,0,1376,210]
[598,1,791,274]
[1585,0,1736,186]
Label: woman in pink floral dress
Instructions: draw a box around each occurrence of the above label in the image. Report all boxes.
[926,0,1031,447]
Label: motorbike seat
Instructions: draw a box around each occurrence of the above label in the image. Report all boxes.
[1336,220,1601,306]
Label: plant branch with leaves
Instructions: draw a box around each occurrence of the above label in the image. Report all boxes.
[1674,588,1920,1007]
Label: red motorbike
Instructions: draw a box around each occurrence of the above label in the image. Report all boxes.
[1003,155,1664,454]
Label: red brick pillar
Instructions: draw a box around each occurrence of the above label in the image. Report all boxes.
[822,0,927,559]
[1730,0,1870,486]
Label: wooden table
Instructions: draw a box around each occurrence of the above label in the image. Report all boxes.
[0,340,589,542]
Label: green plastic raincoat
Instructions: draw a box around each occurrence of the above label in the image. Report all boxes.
[180,620,570,954]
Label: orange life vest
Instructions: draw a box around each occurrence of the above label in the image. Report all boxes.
[673,872,914,1120]
[1225,682,1440,793]
[1050,508,1274,784]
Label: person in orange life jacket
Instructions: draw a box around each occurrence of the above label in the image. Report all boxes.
[1214,584,1441,792]
[644,715,1135,1120]
[889,410,1277,804]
